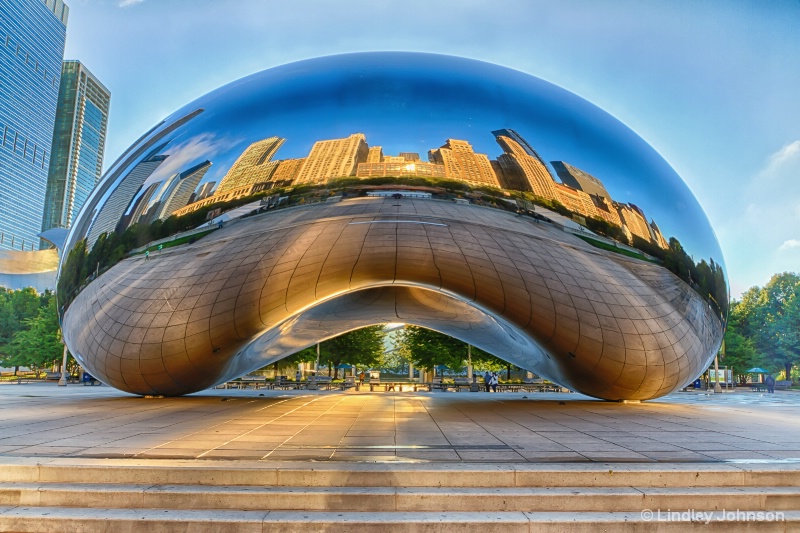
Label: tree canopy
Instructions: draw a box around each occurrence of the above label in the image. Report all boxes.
[731,272,800,380]
[0,290,66,375]
[288,326,386,379]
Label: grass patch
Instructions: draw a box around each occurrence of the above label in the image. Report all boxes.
[574,235,657,262]
[136,228,217,256]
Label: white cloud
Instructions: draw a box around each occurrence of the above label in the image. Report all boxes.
[762,140,800,179]
[779,239,800,251]
[143,133,238,187]
[721,140,800,295]
[119,0,145,7]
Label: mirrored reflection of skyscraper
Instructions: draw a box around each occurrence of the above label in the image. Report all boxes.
[551,160,611,200]
[42,60,110,235]
[194,180,216,202]
[85,148,167,247]
[157,160,211,219]
[429,139,499,187]
[215,136,285,195]
[295,133,368,185]
[493,131,557,200]
[0,0,68,250]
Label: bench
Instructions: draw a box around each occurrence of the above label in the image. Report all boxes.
[775,380,793,391]
[45,372,62,381]
[453,378,473,391]
[354,381,430,392]
[748,383,766,392]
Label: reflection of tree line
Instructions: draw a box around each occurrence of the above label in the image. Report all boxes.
[58,189,285,310]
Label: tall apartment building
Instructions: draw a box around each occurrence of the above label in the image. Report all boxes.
[493,133,558,200]
[294,133,368,185]
[366,146,383,163]
[554,182,598,219]
[590,194,622,228]
[194,180,216,202]
[649,220,669,249]
[551,161,611,200]
[428,139,498,187]
[270,158,305,184]
[42,60,110,234]
[155,160,211,220]
[617,203,653,244]
[215,136,284,195]
[85,148,167,247]
[0,0,68,250]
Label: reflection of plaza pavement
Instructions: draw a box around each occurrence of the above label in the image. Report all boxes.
[1,383,798,464]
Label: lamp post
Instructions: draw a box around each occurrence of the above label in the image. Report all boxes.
[467,344,473,381]
[308,343,320,390]
[713,347,722,393]
[57,344,69,386]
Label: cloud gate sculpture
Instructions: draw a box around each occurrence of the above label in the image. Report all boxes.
[58,52,727,400]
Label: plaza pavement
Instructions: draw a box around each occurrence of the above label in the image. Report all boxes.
[1,383,799,464]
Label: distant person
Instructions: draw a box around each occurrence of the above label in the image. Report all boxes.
[295,370,301,382]
[358,371,365,384]
[490,372,499,393]
[765,374,776,394]
[483,371,491,392]
[144,250,149,261]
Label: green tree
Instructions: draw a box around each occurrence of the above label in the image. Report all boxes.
[736,272,800,380]
[6,298,63,376]
[722,306,763,383]
[288,326,386,379]
[397,326,467,375]
[0,288,55,372]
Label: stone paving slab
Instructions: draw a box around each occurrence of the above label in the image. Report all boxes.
[0,383,799,464]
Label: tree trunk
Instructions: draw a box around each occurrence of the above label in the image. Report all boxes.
[328,361,332,377]
[272,362,278,379]
[506,364,511,381]
[786,361,793,382]
[333,360,340,380]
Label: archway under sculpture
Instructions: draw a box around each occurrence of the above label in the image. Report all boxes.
[62,197,722,400]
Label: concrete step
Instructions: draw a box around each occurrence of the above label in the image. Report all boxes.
[1,482,799,512]
[2,459,799,488]
[0,507,798,532]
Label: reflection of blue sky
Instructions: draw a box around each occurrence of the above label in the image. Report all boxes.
[130,52,723,268]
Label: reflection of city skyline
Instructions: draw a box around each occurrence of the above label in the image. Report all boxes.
[165,128,668,251]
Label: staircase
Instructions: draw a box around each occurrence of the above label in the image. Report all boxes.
[0,458,798,531]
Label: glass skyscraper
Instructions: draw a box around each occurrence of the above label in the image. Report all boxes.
[42,60,110,234]
[0,0,68,251]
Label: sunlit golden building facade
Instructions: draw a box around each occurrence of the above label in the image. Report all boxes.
[215,136,284,194]
[356,160,445,178]
[428,139,499,187]
[554,183,598,219]
[494,134,558,200]
[294,133,369,184]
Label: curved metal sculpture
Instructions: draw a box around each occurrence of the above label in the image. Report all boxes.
[58,53,727,400]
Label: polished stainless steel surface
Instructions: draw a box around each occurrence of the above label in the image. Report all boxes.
[58,53,727,400]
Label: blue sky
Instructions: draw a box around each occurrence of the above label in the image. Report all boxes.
[63,0,800,298]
